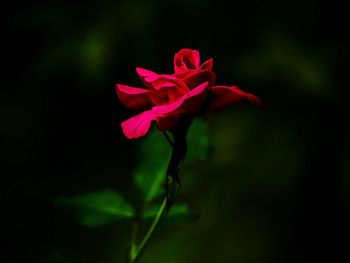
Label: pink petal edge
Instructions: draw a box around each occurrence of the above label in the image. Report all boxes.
[200,58,214,71]
[153,81,208,130]
[121,111,155,139]
[208,86,262,110]
[115,84,153,110]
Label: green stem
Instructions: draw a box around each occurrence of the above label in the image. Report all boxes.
[129,198,168,263]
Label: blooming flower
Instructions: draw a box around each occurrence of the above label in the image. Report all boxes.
[116,48,261,139]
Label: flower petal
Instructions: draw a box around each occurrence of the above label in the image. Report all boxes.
[136,67,187,92]
[151,77,187,92]
[136,67,160,83]
[200,58,213,71]
[182,69,216,89]
[148,85,188,106]
[153,81,208,130]
[116,84,153,110]
[174,49,200,73]
[121,111,155,139]
[208,86,262,111]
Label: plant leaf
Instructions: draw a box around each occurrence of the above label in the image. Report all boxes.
[134,129,171,202]
[55,190,133,227]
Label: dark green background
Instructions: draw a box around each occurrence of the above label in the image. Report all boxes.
[3,0,349,262]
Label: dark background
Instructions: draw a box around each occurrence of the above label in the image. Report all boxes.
[3,0,349,262]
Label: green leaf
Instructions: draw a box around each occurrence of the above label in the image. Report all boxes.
[55,191,133,227]
[186,119,210,163]
[143,203,198,225]
[134,129,171,202]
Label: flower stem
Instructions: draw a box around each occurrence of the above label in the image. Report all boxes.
[127,126,190,262]
[129,198,168,263]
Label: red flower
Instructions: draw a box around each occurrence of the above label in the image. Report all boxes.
[116,48,262,139]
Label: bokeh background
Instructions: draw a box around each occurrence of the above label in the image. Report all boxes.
[3,0,349,262]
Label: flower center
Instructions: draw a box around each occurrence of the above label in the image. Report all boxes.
[182,56,196,69]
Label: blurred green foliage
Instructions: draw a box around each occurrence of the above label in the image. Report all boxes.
[55,191,133,227]
[186,119,210,163]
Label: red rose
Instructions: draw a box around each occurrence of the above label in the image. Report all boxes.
[116,48,261,139]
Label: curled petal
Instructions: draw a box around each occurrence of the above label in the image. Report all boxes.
[182,69,216,89]
[136,67,162,83]
[200,58,214,71]
[121,111,155,139]
[116,84,153,110]
[174,49,200,73]
[148,85,187,105]
[136,67,177,84]
[153,81,208,130]
[151,77,188,93]
[136,67,190,105]
[233,87,263,107]
[208,86,263,111]
[136,67,188,92]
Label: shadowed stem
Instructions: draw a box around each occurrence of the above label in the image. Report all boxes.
[129,198,168,263]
